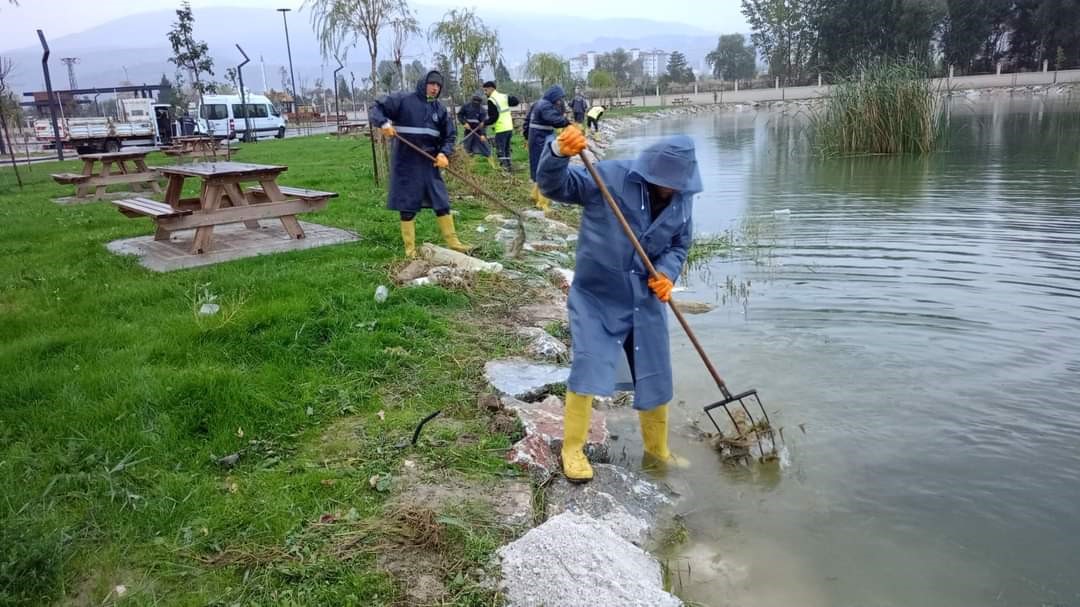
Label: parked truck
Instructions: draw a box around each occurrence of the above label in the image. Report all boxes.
[34,98,174,154]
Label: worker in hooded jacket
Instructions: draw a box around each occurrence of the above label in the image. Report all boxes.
[536,128,702,482]
[457,92,492,157]
[369,70,470,258]
[522,84,569,212]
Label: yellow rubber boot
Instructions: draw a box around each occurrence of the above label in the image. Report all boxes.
[530,182,551,212]
[435,214,473,253]
[639,404,690,470]
[561,391,595,483]
[400,219,417,259]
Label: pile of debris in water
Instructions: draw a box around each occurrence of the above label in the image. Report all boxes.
[706,409,783,465]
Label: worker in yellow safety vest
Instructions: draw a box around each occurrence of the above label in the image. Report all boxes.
[586,104,606,134]
[483,80,517,171]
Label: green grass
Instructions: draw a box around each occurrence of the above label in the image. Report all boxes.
[604,104,665,118]
[809,60,945,157]
[0,135,538,606]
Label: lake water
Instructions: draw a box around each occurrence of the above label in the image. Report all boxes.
[608,96,1080,607]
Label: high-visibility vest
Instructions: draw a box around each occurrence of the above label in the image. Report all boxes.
[490,91,514,134]
[587,105,605,120]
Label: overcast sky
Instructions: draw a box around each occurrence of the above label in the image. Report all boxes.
[0,0,748,51]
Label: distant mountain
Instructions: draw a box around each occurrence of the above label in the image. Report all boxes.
[2,5,721,95]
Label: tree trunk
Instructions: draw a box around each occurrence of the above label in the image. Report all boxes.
[0,109,23,188]
[368,53,382,187]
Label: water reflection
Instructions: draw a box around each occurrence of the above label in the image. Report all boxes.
[609,96,1080,607]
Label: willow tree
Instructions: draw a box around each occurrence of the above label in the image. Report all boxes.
[526,52,568,89]
[306,0,409,186]
[306,0,409,99]
[428,8,500,96]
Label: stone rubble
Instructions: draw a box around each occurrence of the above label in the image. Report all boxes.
[516,327,569,362]
[497,512,682,607]
[483,358,570,401]
[545,463,675,546]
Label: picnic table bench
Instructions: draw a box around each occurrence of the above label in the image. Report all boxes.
[337,121,370,135]
[670,97,692,105]
[51,148,162,202]
[112,162,338,255]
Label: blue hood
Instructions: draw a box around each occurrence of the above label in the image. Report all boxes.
[542,85,566,103]
[629,135,703,194]
[415,70,444,99]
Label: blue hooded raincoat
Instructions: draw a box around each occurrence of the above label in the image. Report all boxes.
[457,93,491,157]
[524,85,569,181]
[536,135,702,410]
[369,71,457,213]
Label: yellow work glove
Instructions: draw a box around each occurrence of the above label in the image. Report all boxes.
[554,126,587,157]
[648,273,674,302]
[381,124,396,138]
[434,153,449,169]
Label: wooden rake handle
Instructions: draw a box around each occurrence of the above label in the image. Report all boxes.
[576,151,733,398]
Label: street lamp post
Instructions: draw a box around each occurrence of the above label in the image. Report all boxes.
[277,8,299,113]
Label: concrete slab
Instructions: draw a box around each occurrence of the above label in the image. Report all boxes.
[106,221,359,272]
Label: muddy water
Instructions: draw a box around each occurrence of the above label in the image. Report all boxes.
[606,96,1080,606]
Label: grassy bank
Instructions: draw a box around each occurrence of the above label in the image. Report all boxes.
[810,61,944,157]
[0,136,539,606]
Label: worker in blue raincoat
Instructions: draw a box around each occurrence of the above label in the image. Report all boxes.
[369,70,470,258]
[536,128,701,482]
[522,84,569,211]
[457,92,491,157]
[570,91,588,124]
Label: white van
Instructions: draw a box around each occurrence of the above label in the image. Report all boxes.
[196,93,287,140]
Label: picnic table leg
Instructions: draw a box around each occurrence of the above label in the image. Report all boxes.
[135,158,162,194]
[94,160,112,200]
[258,178,305,239]
[222,182,262,230]
[164,174,184,206]
[191,184,224,254]
[120,160,145,193]
[157,175,185,242]
[76,159,94,199]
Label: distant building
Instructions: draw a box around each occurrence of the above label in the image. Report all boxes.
[569,51,599,80]
[640,49,671,79]
[571,48,672,80]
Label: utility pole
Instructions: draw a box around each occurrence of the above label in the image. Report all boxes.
[260,54,268,93]
[277,8,299,111]
[61,57,80,89]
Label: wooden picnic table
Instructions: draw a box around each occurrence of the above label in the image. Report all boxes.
[51,147,162,201]
[111,162,338,255]
[162,136,238,160]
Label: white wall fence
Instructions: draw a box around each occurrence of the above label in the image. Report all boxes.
[601,68,1080,109]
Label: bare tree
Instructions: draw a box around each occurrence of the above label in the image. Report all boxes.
[389,4,419,90]
[0,56,23,187]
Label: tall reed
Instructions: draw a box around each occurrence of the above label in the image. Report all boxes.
[811,61,944,157]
